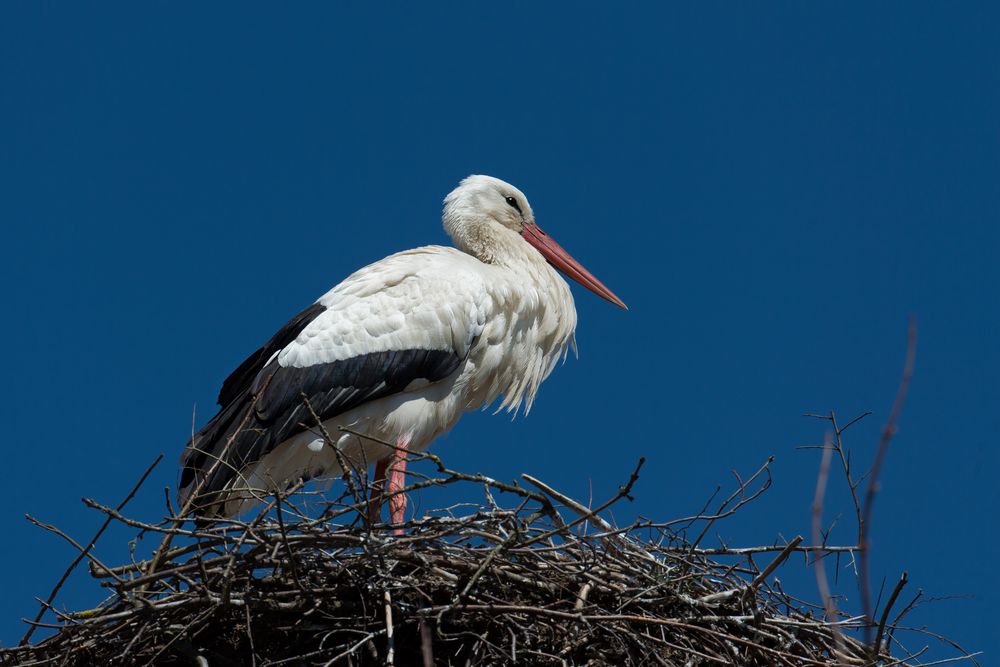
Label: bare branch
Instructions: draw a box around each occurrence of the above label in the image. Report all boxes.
[861,318,918,647]
[19,453,162,646]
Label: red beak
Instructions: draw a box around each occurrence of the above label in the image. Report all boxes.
[521,223,627,310]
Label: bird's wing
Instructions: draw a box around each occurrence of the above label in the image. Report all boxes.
[179,247,490,513]
[215,303,327,408]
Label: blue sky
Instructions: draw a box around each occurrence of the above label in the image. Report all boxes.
[2,2,997,660]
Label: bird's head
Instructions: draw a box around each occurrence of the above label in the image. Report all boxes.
[443,175,626,309]
[444,174,535,235]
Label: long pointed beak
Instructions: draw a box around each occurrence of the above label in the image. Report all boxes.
[521,222,627,310]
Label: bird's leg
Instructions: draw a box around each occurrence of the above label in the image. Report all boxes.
[367,435,410,534]
[386,436,410,529]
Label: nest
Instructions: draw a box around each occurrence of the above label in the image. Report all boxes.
[1,451,974,666]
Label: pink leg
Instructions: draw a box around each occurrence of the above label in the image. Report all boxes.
[368,435,410,533]
[386,438,409,529]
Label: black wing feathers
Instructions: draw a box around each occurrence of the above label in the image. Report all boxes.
[254,348,462,447]
[216,303,326,407]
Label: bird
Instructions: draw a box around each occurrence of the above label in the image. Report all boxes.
[178,175,626,525]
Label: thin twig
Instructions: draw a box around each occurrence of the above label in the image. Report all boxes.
[861,318,917,647]
[874,571,909,656]
[19,453,162,645]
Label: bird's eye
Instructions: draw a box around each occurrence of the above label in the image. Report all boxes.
[504,196,522,213]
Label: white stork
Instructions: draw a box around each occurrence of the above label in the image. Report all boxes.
[179,175,625,524]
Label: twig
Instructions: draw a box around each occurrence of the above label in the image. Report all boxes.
[420,618,434,667]
[19,453,162,645]
[384,588,395,667]
[811,432,836,619]
[750,535,802,590]
[520,456,644,547]
[273,493,305,592]
[861,318,917,647]
[874,571,909,656]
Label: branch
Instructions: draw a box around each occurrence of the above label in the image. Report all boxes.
[861,318,917,648]
[19,453,162,645]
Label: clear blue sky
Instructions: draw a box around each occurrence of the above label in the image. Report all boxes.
[2,3,997,660]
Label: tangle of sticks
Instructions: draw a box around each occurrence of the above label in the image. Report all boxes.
[0,436,979,666]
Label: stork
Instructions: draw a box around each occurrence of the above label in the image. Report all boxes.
[178,175,626,526]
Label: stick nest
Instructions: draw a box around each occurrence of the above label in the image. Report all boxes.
[1,455,970,666]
